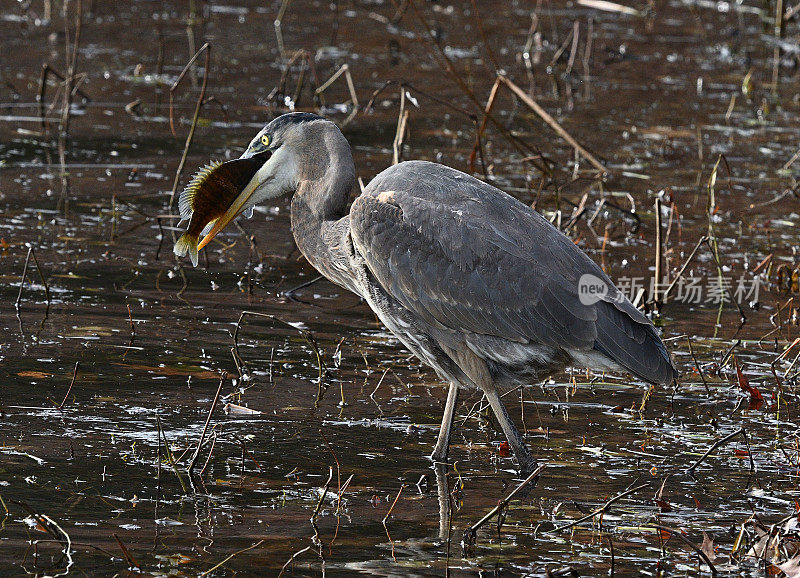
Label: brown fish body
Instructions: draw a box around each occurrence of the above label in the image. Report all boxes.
[174,156,265,266]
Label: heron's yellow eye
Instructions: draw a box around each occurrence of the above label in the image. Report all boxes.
[260,135,270,147]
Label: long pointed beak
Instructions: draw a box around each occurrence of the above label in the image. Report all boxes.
[197,174,260,250]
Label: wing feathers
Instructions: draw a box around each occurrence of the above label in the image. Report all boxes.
[351,161,676,384]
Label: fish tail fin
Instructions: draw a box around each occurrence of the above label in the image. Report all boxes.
[173,233,199,267]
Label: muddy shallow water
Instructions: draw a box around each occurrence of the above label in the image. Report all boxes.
[2,0,800,575]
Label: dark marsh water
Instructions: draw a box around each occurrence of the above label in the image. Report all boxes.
[1,0,800,575]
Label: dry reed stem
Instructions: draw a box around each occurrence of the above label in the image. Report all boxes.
[772,0,784,91]
[522,12,539,92]
[278,546,312,577]
[234,310,326,386]
[470,0,500,73]
[548,22,578,69]
[366,80,482,171]
[199,431,217,477]
[14,248,32,310]
[126,304,135,337]
[469,77,502,175]
[113,533,140,569]
[661,235,708,302]
[58,362,80,410]
[311,466,334,556]
[465,463,545,540]
[188,372,226,474]
[38,64,49,133]
[646,524,718,575]
[157,415,188,493]
[782,147,800,171]
[15,501,74,573]
[499,75,608,174]
[406,0,550,175]
[383,484,405,561]
[15,246,50,310]
[274,0,292,61]
[686,427,746,475]
[57,0,83,189]
[654,197,663,304]
[315,63,359,125]
[548,483,649,533]
[566,21,581,75]
[168,42,211,215]
[36,64,91,134]
[392,88,409,165]
[577,0,642,16]
[686,337,710,394]
[200,540,266,576]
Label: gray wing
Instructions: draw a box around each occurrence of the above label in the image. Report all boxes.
[350,160,676,385]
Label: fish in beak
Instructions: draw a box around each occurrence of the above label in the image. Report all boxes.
[195,171,260,251]
[173,152,270,266]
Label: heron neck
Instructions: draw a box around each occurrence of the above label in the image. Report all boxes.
[289,154,355,286]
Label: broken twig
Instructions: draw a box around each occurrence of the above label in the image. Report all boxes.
[465,463,545,542]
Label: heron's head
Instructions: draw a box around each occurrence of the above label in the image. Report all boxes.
[198,112,343,250]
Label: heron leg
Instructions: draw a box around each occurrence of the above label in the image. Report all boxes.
[482,387,536,475]
[430,382,459,462]
[433,461,450,539]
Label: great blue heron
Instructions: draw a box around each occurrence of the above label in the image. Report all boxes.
[193,112,677,474]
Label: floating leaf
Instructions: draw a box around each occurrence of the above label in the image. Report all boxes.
[654,499,671,512]
[17,371,52,379]
[735,358,764,410]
